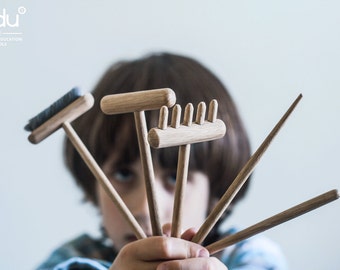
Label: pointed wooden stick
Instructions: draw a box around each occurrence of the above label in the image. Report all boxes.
[192,94,303,244]
[206,189,339,254]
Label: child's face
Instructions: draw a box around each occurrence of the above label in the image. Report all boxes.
[98,155,210,250]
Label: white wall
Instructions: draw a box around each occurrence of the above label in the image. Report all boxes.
[1,1,339,269]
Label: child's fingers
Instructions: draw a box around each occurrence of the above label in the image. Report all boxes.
[162,223,172,236]
[156,257,227,270]
[124,236,209,261]
[181,227,197,241]
[162,223,197,240]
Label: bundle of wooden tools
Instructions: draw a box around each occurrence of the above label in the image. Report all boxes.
[26,88,339,254]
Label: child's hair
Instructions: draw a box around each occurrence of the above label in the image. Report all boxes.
[64,52,252,239]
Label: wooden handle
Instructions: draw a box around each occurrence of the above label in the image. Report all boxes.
[28,94,94,144]
[192,94,303,244]
[62,121,147,239]
[171,104,193,237]
[100,88,176,115]
[206,189,339,254]
[134,111,162,236]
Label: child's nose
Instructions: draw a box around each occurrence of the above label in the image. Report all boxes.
[130,183,148,212]
[153,176,174,225]
[129,176,173,233]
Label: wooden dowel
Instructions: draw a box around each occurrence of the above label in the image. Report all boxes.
[62,121,147,239]
[208,99,218,123]
[158,106,168,130]
[171,105,181,128]
[206,189,339,254]
[100,88,176,114]
[171,104,193,237]
[134,111,162,236]
[192,94,303,244]
[183,103,194,126]
[196,102,206,125]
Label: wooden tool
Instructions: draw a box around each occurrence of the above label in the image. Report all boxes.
[192,94,303,244]
[100,88,176,236]
[148,100,226,237]
[206,189,339,254]
[26,90,147,239]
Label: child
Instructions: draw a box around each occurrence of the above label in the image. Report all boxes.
[37,52,287,269]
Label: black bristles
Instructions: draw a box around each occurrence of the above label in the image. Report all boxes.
[24,87,82,131]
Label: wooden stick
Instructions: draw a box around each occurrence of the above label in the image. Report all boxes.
[206,189,339,254]
[134,111,162,236]
[171,104,193,237]
[192,94,303,244]
[63,121,147,239]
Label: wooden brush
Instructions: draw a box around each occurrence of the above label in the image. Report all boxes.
[100,88,176,236]
[25,88,147,239]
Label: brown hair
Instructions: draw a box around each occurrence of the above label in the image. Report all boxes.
[64,52,252,221]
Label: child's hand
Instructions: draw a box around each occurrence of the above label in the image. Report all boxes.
[110,235,227,270]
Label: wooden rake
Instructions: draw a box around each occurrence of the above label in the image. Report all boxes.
[148,100,226,237]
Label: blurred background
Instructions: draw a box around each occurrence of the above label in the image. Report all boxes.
[1,1,339,269]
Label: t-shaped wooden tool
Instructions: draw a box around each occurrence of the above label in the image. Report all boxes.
[148,100,226,237]
[100,88,176,236]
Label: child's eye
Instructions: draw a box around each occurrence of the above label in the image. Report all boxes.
[112,167,134,183]
[164,171,177,191]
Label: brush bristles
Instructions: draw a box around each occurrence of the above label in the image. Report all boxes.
[28,93,94,144]
[25,87,82,131]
